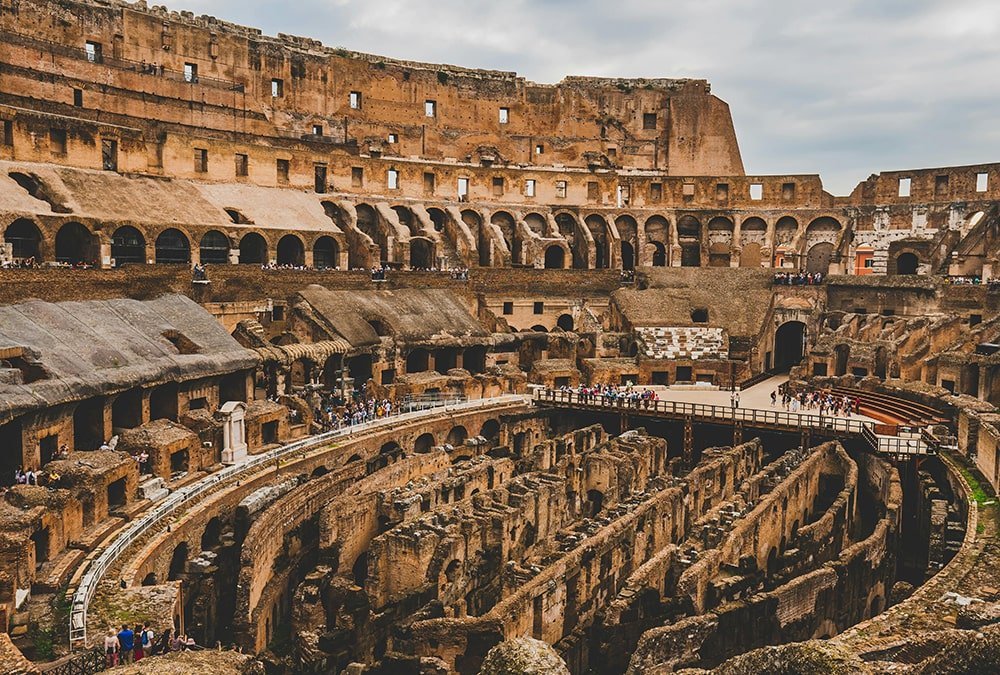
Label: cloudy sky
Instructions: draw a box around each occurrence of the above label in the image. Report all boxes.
[176,0,1000,195]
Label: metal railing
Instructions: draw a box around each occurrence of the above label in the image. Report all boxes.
[68,394,525,647]
[533,389,937,457]
[40,648,104,675]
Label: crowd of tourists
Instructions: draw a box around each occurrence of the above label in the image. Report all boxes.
[313,393,395,431]
[946,275,984,285]
[558,383,660,406]
[104,624,197,667]
[772,384,861,417]
[0,256,40,269]
[773,271,824,285]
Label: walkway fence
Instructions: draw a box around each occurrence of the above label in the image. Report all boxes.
[69,394,524,647]
[532,389,939,457]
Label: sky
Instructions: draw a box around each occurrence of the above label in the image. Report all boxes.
[175,0,1000,195]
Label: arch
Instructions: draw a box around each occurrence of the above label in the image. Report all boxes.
[238,232,267,264]
[587,489,605,517]
[112,388,143,430]
[806,216,842,235]
[895,252,919,275]
[677,215,701,267]
[556,314,574,331]
[154,228,190,264]
[490,211,517,263]
[199,230,230,265]
[585,214,611,269]
[480,418,500,440]
[463,345,487,375]
[168,542,189,581]
[427,207,447,233]
[774,321,806,372]
[707,216,734,231]
[55,222,96,265]
[311,465,329,478]
[321,354,343,389]
[73,398,104,451]
[111,226,146,265]
[620,241,636,270]
[806,242,835,274]
[462,210,492,267]
[406,348,430,373]
[414,432,435,454]
[392,205,418,236]
[352,551,369,585]
[312,236,339,269]
[740,217,767,235]
[446,425,468,446]
[774,216,798,248]
[444,559,461,583]
[276,234,305,266]
[651,241,667,267]
[530,325,548,333]
[224,208,251,224]
[200,516,222,550]
[544,245,565,269]
[409,237,434,269]
[4,219,42,261]
[677,215,701,239]
[874,346,889,379]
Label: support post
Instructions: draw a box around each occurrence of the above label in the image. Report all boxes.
[733,420,743,447]
[684,415,694,466]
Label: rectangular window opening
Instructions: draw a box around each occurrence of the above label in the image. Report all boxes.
[935,174,949,197]
[533,302,544,315]
[749,183,763,200]
[73,88,83,107]
[184,62,198,83]
[782,182,796,200]
[314,164,327,193]
[502,302,513,315]
[387,168,399,190]
[84,41,102,63]
[101,138,118,171]
[555,180,567,199]
[499,107,509,124]
[49,128,67,155]
[458,177,470,201]
[2,120,12,146]
[898,177,911,197]
[424,172,436,195]
[193,148,208,173]
[525,179,536,197]
[388,133,398,143]
[349,91,362,109]
[312,124,323,136]
[716,183,729,201]
[535,144,544,155]
[276,158,290,184]
[235,153,248,177]
[682,182,695,197]
[492,176,504,197]
[649,182,663,202]
[351,166,363,187]
[425,100,437,117]
[271,78,283,97]
[977,172,989,192]
[643,112,657,130]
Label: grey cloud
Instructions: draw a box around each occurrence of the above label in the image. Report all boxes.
[174,0,1000,194]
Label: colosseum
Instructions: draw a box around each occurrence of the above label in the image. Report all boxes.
[1,1,999,673]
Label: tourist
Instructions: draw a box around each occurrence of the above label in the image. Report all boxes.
[770,390,777,407]
[169,631,183,652]
[154,628,172,656]
[104,629,119,667]
[138,623,154,657]
[133,623,145,660]
[184,634,197,650]
[117,623,135,663]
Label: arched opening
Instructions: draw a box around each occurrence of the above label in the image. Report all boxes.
[111,226,146,265]
[766,546,779,578]
[55,222,96,265]
[651,241,667,267]
[141,573,158,587]
[4,219,42,261]
[707,216,734,267]
[544,245,565,269]
[168,542,189,581]
[414,432,435,454]
[313,236,339,269]
[444,559,461,584]
[446,426,468,446]
[620,241,635,270]
[585,215,610,269]
[480,419,500,440]
[463,210,492,267]
[201,517,221,550]
[895,252,919,275]
[149,382,178,421]
[239,233,267,264]
[276,234,304,266]
[154,228,190,264]
[463,346,486,375]
[677,215,702,267]
[806,242,835,275]
[356,203,387,263]
[427,208,447,233]
[321,354,343,390]
[352,552,369,585]
[199,230,230,264]
[73,397,105,451]
[834,344,850,376]
[347,354,372,391]
[409,237,433,269]
[112,388,143,431]
[490,211,517,264]
[774,321,806,372]
[557,314,574,331]
[406,348,430,373]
